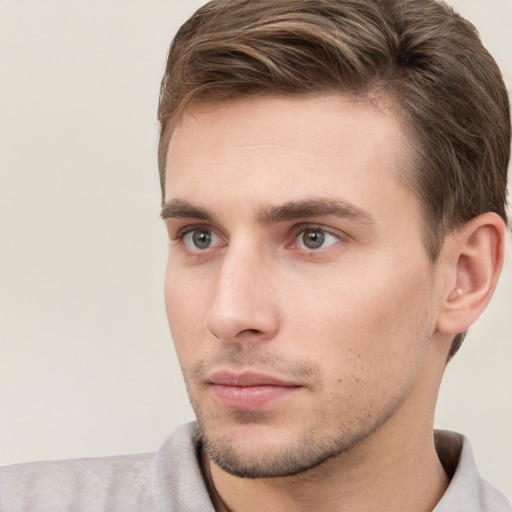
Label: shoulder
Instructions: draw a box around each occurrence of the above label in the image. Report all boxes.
[434,430,512,512]
[0,452,158,512]
[0,422,213,512]
[479,478,512,512]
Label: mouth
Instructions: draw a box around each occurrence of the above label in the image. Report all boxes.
[207,370,302,410]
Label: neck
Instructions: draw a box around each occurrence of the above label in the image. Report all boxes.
[208,422,448,512]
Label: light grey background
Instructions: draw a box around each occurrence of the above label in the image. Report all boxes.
[1,0,511,497]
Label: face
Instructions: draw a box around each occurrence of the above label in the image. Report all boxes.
[163,95,441,478]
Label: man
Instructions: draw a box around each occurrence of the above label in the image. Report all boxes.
[0,0,510,510]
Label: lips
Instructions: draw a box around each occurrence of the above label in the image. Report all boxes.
[209,371,297,387]
[207,371,301,410]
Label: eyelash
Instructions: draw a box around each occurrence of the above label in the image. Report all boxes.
[171,223,345,252]
[289,224,343,251]
[172,224,217,245]
[174,223,209,240]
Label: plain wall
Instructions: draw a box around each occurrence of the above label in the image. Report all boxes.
[0,0,511,496]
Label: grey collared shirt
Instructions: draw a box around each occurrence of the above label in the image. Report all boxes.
[0,422,510,511]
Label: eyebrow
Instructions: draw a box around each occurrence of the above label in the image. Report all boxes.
[161,197,374,225]
[161,199,215,221]
[258,198,375,224]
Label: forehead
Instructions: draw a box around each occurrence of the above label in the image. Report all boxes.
[168,94,405,156]
[164,94,417,226]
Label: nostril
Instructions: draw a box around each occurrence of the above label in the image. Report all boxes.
[238,328,262,336]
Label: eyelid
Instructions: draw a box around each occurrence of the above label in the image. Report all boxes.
[288,223,348,253]
[172,223,227,255]
[289,222,347,240]
[168,221,347,252]
[173,222,213,241]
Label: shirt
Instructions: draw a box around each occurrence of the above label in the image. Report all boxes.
[0,422,510,511]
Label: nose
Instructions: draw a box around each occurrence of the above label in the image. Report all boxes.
[205,245,279,343]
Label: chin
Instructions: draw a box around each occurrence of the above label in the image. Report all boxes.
[197,412,362,479]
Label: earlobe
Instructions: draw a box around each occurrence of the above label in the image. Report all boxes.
[437,212,506,335]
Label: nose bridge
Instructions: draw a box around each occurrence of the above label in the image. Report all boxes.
[206,239,278,342]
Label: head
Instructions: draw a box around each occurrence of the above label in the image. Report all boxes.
[158,0,510,478]
[158,0,510,360]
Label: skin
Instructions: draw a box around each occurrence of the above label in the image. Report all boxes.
[162,95,501,511]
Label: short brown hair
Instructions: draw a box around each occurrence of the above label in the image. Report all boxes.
[157,0,510,357]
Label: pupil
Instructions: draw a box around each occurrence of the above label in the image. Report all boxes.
[192,230,211,249]
[303,230,325,249]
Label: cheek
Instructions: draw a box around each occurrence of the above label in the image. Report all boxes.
[164,262,209,357]
[287,262,434,380]
[284,271,435,424]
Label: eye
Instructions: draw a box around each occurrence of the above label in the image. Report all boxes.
[295,228,340,250]
[181,227,224,252]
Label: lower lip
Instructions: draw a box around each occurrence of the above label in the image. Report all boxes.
[210,384,300,410]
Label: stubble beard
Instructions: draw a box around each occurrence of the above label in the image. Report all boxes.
[197,411,363,479]
[185,350,364,479]
[191,387,405,480]
[183,343,419,480]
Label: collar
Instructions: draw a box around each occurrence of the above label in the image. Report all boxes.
[154,423,511,511]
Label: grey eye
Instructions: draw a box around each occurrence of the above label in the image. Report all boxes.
[301,229,326,249]
[182,228,224,252]
[183,229,213,250]
[295,228,339,250]
[191,230,212,249]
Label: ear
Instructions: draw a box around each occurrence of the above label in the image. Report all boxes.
[436,212,506,335]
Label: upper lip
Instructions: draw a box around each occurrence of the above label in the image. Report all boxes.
[208,370,300,387]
